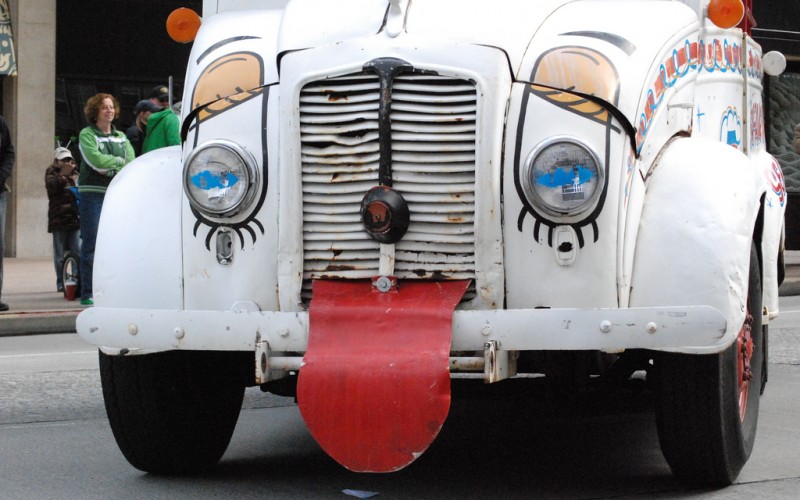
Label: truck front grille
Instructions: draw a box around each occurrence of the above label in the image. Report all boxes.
[300,72,477,300]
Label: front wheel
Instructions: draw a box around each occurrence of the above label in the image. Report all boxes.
[99,350,251,474]
[654,242,763,486]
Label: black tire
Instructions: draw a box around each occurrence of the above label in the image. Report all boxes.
[654,242,763,486]
[99,350,250,474]
[61,251,80,300]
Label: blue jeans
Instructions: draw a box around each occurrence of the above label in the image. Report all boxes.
[79,192,104,300]
[52,228,81,290]
[0,191,6,300]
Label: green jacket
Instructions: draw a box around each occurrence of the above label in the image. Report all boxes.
[78,125,134,194]
[142,109,180,154]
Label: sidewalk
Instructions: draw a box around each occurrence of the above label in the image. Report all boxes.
[1,253,799,337]
[0,258,87,336]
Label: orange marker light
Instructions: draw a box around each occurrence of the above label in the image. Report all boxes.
[167,8,202,43]
[708,0,745,29]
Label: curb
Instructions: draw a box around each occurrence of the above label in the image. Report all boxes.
[779,281,800,297]
[0,311,79,337]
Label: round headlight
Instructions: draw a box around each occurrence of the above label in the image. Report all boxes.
[522,138,603,217]
[184,140,258,217]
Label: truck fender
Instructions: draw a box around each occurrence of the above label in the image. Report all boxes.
[629,138,763,353]
[752,151,786,320]
[93,146,184,310]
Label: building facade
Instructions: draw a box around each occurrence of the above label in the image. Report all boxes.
[2,0,56,259]
[1,0,198,259]
[753,2,800,249]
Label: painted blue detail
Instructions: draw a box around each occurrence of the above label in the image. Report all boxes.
[191,170,240,190]
[720,108,742,148]
[535,164,594,188]
[726,129,740,146]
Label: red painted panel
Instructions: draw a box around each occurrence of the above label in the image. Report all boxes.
[297,279,469,472]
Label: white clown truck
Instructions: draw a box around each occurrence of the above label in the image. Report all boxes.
[77,0,788,485]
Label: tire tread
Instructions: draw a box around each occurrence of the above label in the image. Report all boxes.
[100,350,248,474]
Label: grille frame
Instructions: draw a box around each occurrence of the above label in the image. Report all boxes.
[300,69,479,301]
[276,44,510,313]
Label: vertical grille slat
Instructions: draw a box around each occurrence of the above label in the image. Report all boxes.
[300,71,478,302]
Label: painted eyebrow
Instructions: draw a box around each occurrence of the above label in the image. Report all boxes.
[196,36,262,64]
[561,31,637,56]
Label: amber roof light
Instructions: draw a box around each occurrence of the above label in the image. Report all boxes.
[708,0,744,29]
[167,8,202,43]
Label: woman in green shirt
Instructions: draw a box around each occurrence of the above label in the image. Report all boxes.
[77,93,134,305]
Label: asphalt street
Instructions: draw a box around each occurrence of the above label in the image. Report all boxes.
[0,295,798,497]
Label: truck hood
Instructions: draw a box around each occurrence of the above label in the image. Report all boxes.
[188,0,698,147]
[278,0,574,74]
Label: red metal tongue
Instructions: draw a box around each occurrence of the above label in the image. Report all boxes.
[298,279,469,473]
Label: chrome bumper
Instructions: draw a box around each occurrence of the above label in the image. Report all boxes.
[78,304,728,354]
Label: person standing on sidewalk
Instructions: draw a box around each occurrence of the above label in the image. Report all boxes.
[78,94,134,306]
[0,113,14,311]
[141,101,181,154]
[149,84,170,109]
[45,147,81,292]
[125,99,162,157]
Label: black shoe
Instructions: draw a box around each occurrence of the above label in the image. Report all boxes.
[57,286,64,293]
[0,302,8,312]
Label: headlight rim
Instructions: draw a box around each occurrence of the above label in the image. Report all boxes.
[183,139,260,218]
[521,136,605,219]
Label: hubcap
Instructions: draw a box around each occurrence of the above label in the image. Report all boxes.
[736,305,754,422]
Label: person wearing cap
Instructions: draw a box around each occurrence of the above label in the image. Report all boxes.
[77,93,135,306]
[45,147,81,292]
[0,113,14,311]
[150,84,170,108]
[142,101,182,154]
[126,99,162,156]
